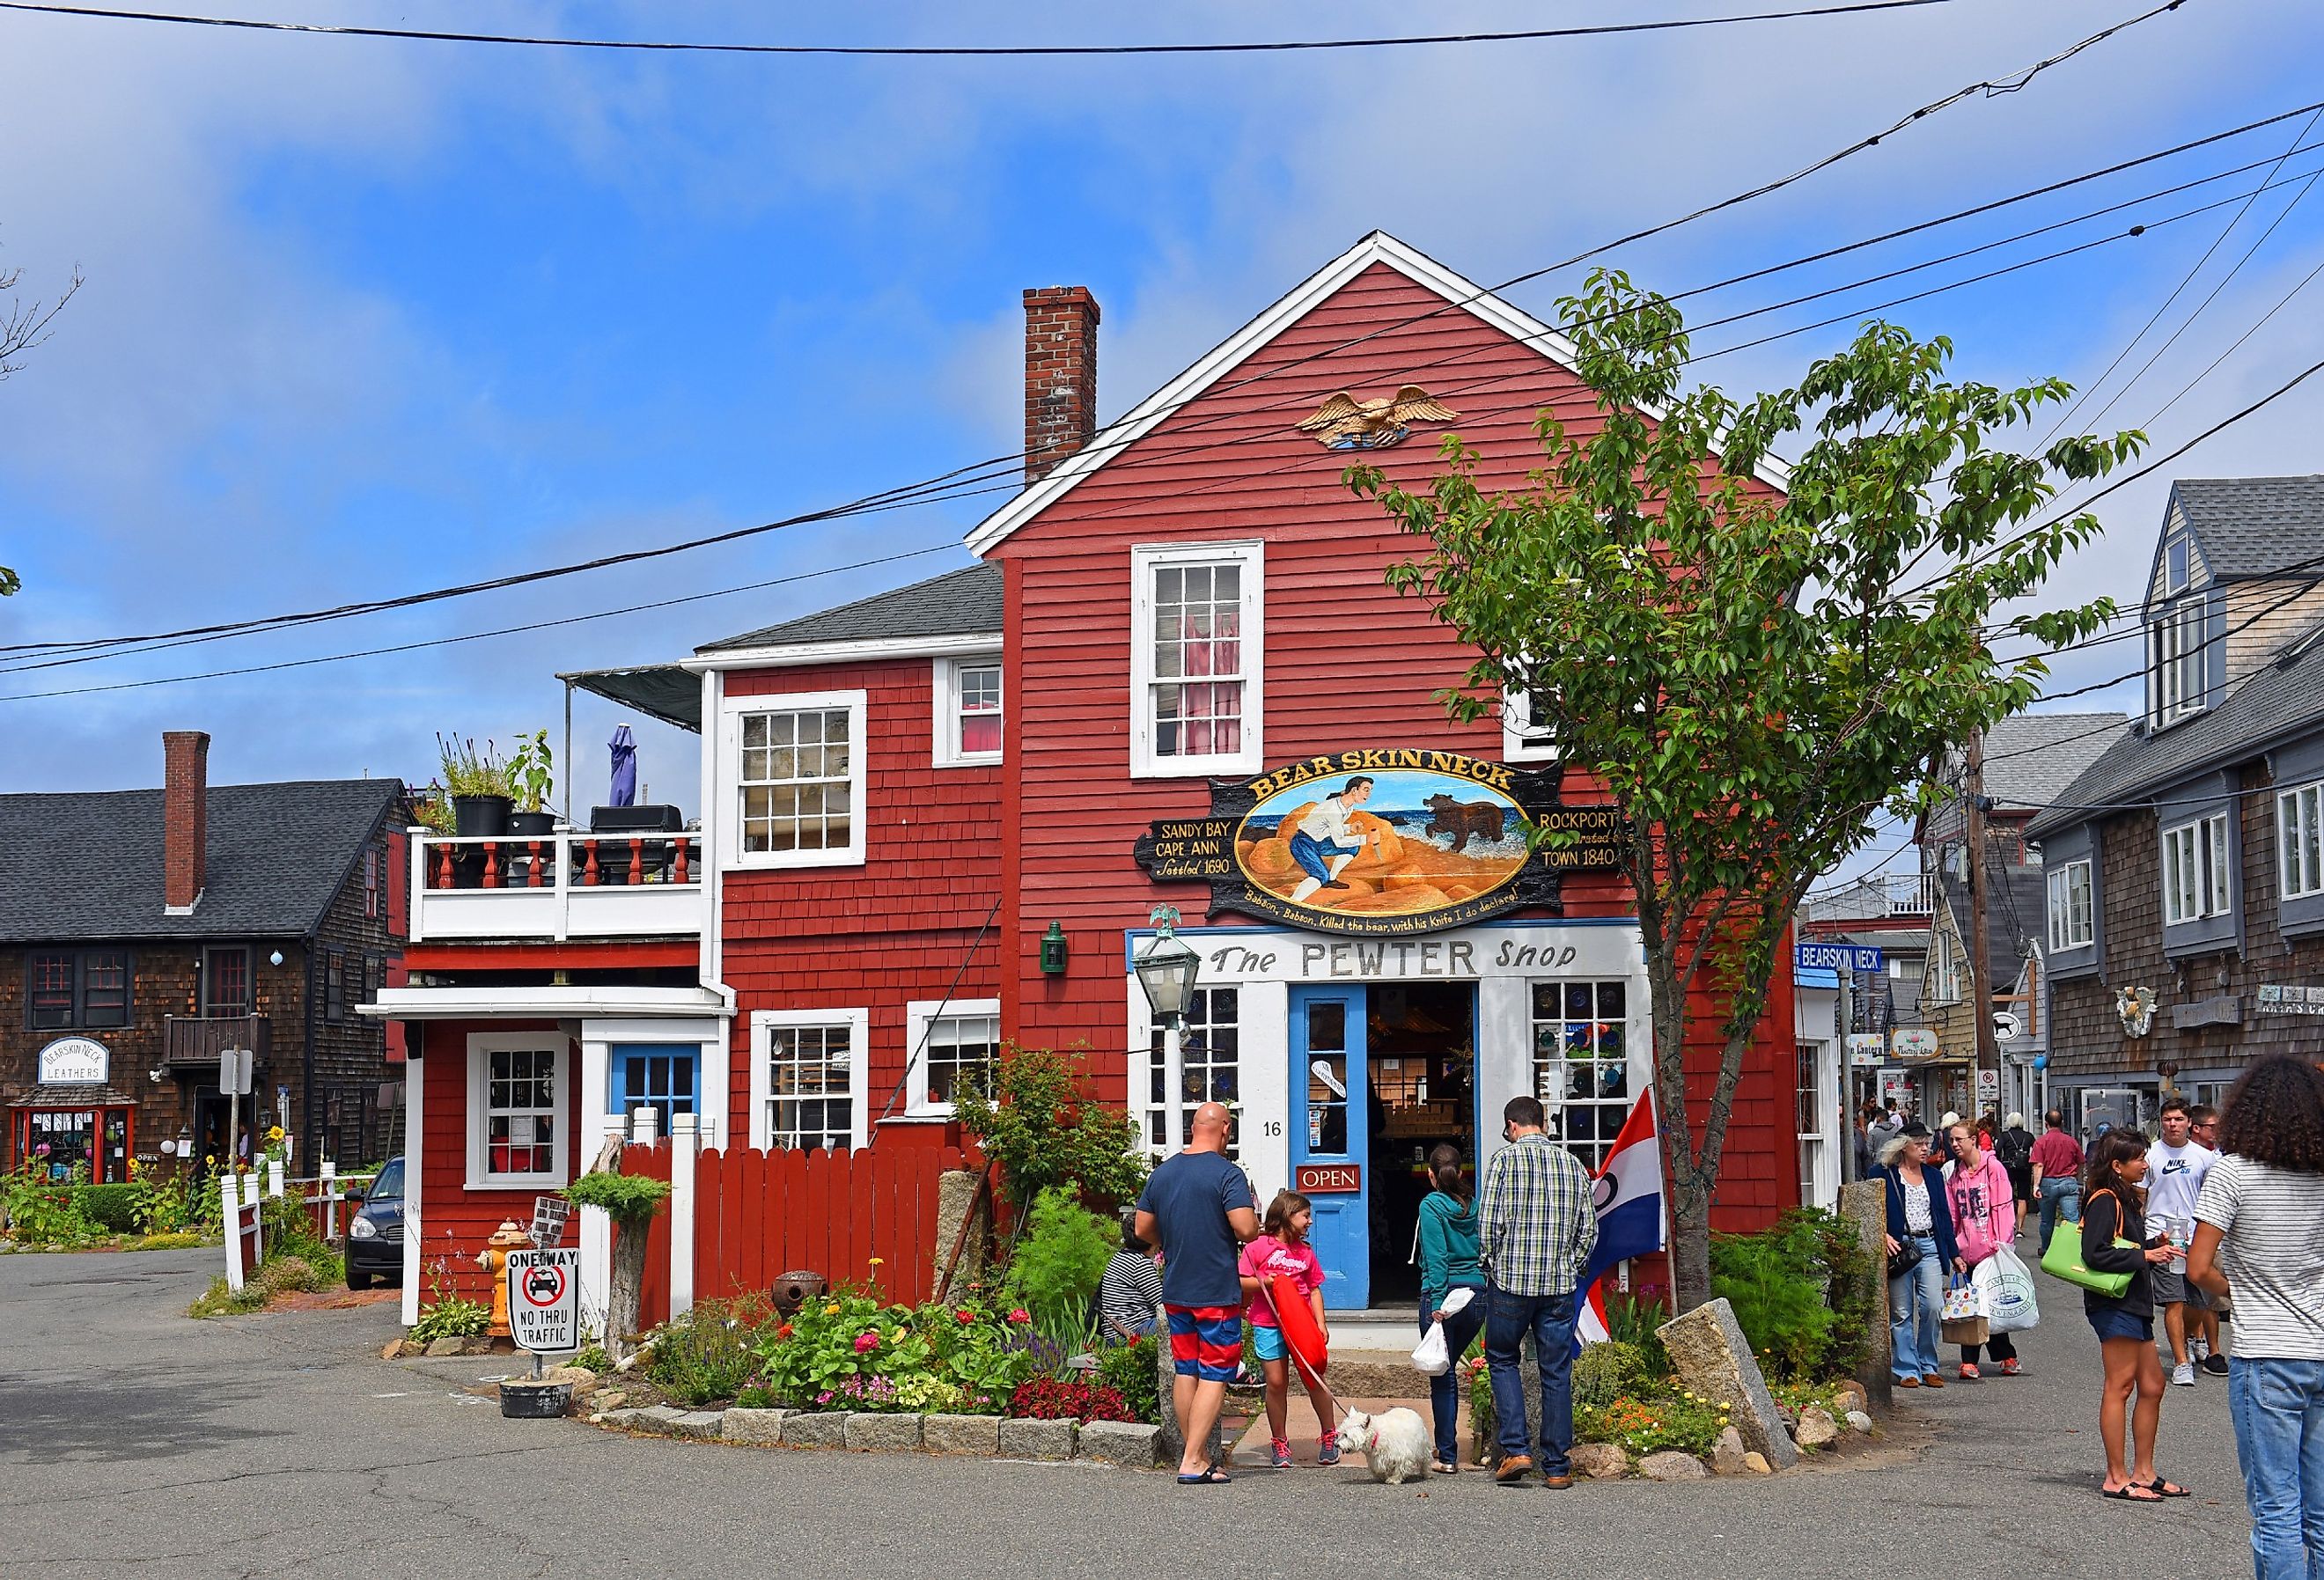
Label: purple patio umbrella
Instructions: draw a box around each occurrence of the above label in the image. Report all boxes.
[608,724,637,807]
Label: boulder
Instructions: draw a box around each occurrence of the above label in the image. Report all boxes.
[1077,1421,1162,1468]
[1657,1299,1799,1470]
[379,1339,407,1360]
[1830,1381,1870,1416]
[669,1411,724,1440]
[1570,1442,1629,1480]
[1794,1407,1840,1449]
[541,1365,597,1400]
[1245,836,1297,877]
[1709,1426,1748,1476]
[1845,1410,1874,1435]
[423,1337,466,1357]
[1638,1451,1710,1481]
[722,1407,789,1447]
[1741,1451,1772,1475]
[781,1411,849,1449]
[844,1413,924,1452]
[999,1416,1078,1461]
[923,1414,1002,1456]
[596,1389,628,1412]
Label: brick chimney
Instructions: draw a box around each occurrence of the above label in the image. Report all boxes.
[1023,285,1100,484]
[163,730,210,915]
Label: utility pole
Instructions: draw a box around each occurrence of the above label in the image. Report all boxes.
[1964,728,2000,1122]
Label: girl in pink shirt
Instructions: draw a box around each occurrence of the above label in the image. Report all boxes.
[1945,1121,2020,1379]
[1239,1189,1337,1469]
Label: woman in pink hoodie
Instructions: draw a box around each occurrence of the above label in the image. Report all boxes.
[1945,1121,2021,1380]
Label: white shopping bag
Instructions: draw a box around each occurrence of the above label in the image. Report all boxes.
[1412,1321,1452,1377]
[1975,1246,2041,1334]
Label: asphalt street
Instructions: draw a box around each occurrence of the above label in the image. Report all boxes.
[0,1245,2261,1579]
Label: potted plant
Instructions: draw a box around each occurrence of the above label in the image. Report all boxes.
[506,731,557,839]
[438,733,513,839]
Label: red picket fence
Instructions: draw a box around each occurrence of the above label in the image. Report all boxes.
[622,1140,966,1329]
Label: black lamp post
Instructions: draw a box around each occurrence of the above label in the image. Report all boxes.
[1132,905,1201,1152]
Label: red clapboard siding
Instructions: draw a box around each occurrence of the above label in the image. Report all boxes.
[412,1018,585,1303]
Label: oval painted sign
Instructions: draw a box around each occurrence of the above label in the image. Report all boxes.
[1234,762,1530,929]
[37,1036,111,1085]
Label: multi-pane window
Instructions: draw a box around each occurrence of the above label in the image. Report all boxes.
[364,849,380,920]
[2280,781,2324,900]
[326,952,346,1023]
[203,947,251,1018]
[1146,987,1239,1155]
[2151,599,2206,724]
[2047,859,2094,950]
[483,1047,559,1179]
[26,950,131,1030]
[1930,943,1961,1005]
[919,1010,999,1111]
[739,707,854,856]
[1503,684,1559,761]
[1151,562,1245,760]
[1531,981,1630,1172]
[766,1023,857,1150]
[954,664,1002,760]
[615,1048,696,1139]
[2163,812,2232,925]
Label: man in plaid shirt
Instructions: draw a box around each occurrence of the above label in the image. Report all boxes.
[1477,1094,1598,1488]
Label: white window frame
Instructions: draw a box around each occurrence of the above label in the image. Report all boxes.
[2047,858,2093,951]
[1501,684,1559,763]
[746,1007,868,1151]
[2151,599,2207,727]
[1929,941,1961,1006]
[2163,534,2191,596]
[2279,780,2324,901]
[717,688,867,870]
[1129,540,1263,778]
[465,1032,572,1191]
[930,655,1004,769]
[2162,812,2232,926]
[901,997,1002,1118]
[1528,978,1636,1174]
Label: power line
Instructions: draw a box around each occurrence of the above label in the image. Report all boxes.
[0,0,1976,56]
[0,8,2234,665]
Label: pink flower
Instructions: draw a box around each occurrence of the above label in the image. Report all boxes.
[1007,1308,1031,1325]
[854,1331,879,1354]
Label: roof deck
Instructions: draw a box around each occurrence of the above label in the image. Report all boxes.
[407,828,703,944]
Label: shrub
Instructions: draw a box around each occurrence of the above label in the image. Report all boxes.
[69,1183,143,1234]
[1603,1291,1673,1378]
[1572,1340,1649,1408]
[1709,1208,1873,1380]
[188,1275,268,1318]
[648,1299,766,1406]
[256,1256,322,1297]
[1092,1334,1160,1424]
[1007,1376,1136,1423]
[572,1343,611,1374]
[734,1385,776,1410]
[411,1295,490,1343]
[3,1165,104,1245]
[953,1046,1147,1214]
[1004,1187,1114,1334]
[1574,1389,1730,1459]
[136,1231,205,1251]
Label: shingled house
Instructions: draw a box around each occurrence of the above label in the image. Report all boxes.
[0,732,408,1179]
[2027,475,2324,1135]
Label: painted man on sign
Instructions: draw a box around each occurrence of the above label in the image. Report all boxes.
[1287,776,1381,902]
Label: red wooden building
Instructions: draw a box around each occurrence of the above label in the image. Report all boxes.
[377,232,1805,1326]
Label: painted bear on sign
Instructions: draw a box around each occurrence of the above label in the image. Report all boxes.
[1422,794,1504,852]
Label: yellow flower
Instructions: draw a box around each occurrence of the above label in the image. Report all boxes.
[867,1256,884,1268]
[824,1304,842,1315]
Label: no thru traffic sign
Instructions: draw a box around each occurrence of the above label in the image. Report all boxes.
[506,1248,580,1354]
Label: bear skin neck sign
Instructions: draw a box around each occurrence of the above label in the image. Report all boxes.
[1131,748,1621,937]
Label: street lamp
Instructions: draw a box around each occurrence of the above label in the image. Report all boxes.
[1133,905,1201,1153]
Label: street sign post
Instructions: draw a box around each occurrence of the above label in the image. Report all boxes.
[506,1248,581,1368]
[1796,942,1883,974]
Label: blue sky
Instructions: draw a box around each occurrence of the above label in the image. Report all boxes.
[3,0,2322,878]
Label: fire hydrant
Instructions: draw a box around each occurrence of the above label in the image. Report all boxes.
[474,1220,534,1339]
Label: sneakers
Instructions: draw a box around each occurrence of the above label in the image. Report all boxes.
[1314,1438,1341,1467]
[2191,1337,2210,1362]
[1958,1363,1982,1382]
[1269,1437,1292,1470]
[2172,1363,2197,1386]
[1998,1357,2024,1377]
[2203,1354,2231,1376]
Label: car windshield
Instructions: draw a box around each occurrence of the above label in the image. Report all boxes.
[367,1159,404,1201]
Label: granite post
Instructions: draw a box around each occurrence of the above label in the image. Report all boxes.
[1657,1297,1799,1469]
[931,1170,991,1297]
[1839,1179,1894,1411]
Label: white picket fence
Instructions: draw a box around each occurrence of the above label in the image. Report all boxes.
[218,1160,371,1293]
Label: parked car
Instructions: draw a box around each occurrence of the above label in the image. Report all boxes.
[344,1156,404,1289]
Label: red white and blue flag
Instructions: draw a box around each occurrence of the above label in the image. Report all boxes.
[1574,1088,1666,1346]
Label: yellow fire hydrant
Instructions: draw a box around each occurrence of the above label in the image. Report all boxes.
[474,1220,534,1339]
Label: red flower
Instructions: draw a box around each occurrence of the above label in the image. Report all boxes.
[776,1323,794,1340]
[1007,1308,1031,1324]
[956,1310,975,1325]
[854,1331,879,1354]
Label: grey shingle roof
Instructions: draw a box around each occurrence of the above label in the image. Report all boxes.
[1938,713,2129,812]
[696,563,1002,653]
[2026,621,2324,840]
[0,779,401,943]
[2173,476,2324,581]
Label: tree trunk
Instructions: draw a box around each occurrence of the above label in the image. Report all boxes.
[606,1214,651,1363]
[1668,1185,1715,1315]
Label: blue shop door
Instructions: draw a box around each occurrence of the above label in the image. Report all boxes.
[1290,985,1369,1310]
[611,1045,699,1140]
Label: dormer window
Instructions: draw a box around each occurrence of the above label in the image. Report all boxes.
[2164,535,2190,596]
[2150,597,2206,726]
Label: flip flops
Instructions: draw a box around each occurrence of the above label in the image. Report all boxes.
[1177,1466,1232,1485]
[2102,1483,2165,1502]
[2140,1478,2191,1498]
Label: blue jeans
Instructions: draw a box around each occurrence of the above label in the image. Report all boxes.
[1888,1235,1943,1381]
[2229,1356,2324,1580]
[1419,1289,1488,1467]
[2038,1175,2083,1254]
[1484,1284,1576,1474]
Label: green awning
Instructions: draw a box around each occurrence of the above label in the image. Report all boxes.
[558,664,701,733]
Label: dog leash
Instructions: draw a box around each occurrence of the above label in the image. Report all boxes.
[1252,1274,1350,1427]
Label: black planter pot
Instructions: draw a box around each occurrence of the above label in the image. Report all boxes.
[507,810,558,838]
[499,1379,571,1419]
[451,794,511,839]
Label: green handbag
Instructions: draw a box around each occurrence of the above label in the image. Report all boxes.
[2041,1188,2136,1297]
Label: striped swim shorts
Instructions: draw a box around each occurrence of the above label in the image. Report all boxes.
[1165,1304,1243,1382]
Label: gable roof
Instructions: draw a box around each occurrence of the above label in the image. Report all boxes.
[0,778,402,944]
[964,231,1791,557]
[1929,712,2128,819]
[2026,617,2324,840]
[695,563,1002,654]
[2169,475,2324,582]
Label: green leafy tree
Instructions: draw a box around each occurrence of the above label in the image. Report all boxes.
[953,1045,1147,1216]
[1352,269,2139,1312]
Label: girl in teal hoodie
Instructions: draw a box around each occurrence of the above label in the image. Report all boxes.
[1416,1143,1488,1473]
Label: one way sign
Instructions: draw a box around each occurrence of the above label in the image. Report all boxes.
[505,1248,580,1354]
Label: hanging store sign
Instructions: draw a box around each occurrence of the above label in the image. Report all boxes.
[1891,1028,1940,1061]
[36,1037,110,1085]
[1131,750,1618,937]
[1847,1034,1886,1069]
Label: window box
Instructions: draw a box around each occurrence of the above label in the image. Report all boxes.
[1129,542,1263,778]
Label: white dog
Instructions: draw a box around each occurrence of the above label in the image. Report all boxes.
[1333,1407,1434,1485]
